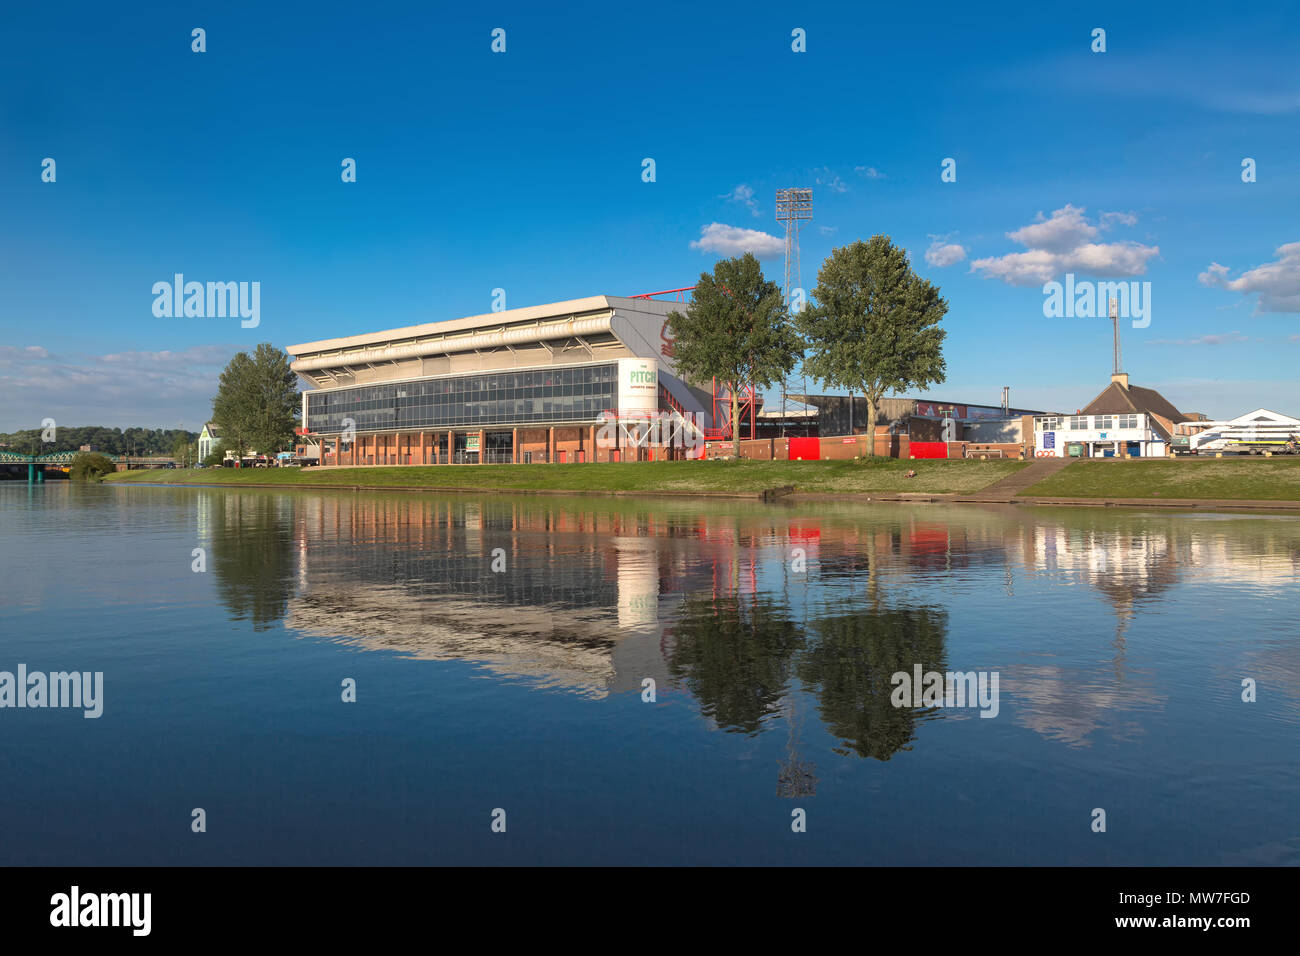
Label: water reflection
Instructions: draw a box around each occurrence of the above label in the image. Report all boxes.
[195,490,1300,756]
[207,493,296,631]
[665,592,803,735]
[799,608,949,760]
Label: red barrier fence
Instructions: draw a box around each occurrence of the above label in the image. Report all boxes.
[788,437,820,461]
[909,441,949,459]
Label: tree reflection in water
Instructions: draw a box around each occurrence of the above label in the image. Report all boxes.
[666,590,949,765]
[665,592,802,736]
[799,607,949,760]
[210,493,296,632]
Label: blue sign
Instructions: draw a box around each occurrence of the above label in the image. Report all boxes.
[1043,432,1055,449]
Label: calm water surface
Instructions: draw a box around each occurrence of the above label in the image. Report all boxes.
[2,482,1298,865]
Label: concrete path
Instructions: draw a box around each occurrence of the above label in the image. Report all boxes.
[961,457,1074,499]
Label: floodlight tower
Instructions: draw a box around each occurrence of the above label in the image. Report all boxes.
[1109,297,1123,376]
[775,188,812,433]
[775,188,813,310]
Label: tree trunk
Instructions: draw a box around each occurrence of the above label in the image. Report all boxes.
[730,386,740,451]
[865,394,878,457]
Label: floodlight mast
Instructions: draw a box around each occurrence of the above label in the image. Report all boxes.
[775,187,812,436]
[1110,297,1123,376]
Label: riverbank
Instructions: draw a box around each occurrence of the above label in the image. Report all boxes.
[98,456,1300,512]
[104,458,1026,496]
[1017,457,1300,501]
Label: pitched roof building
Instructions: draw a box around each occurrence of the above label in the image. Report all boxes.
[1033,373,1188,458]
[1077,372,1185,442]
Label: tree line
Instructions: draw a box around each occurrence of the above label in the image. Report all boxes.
[667,235,948,453]
[0,425,197,457]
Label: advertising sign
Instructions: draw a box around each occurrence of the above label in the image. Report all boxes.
[617,357,658,415]
[466,435,480,452]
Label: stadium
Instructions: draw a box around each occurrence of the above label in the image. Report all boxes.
[287,294,734,465]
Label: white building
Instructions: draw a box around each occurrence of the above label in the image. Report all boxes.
[198,423,219,462]
[1188,408,1300,453]
[1033,373,1185,458]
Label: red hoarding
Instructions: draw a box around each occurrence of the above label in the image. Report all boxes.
[789,437,820,460]
[910,441,949,459]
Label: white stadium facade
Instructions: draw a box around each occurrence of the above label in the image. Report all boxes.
[287,295,721,465]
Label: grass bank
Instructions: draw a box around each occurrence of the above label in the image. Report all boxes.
[1021,458,1300,500]
[104,457,1029,496]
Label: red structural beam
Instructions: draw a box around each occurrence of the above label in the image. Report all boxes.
[628,286,695,300]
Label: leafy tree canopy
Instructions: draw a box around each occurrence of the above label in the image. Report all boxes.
[667,253,802,439]
[69,452,117,482]
[211,343,300,456]
[798,236,948,453]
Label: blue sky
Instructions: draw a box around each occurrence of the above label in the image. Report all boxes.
[2,0,1298,430]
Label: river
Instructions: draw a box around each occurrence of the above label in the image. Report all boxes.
[2,482,1297,865]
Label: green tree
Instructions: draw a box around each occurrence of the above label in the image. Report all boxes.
[211,343,299,457]
[201,441,227,467]
[69,452,117,482]
[799,237,948,454]
[667,253,801,441]
[171,435,195,467]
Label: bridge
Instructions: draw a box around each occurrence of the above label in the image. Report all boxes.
[0,451,178,483]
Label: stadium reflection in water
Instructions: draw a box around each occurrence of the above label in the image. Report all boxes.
[204,491,1300,758]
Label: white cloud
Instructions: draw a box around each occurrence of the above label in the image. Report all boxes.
[970,204,1159,286]
[1100,210,1138,229]
[854,166,884,180]
[1210,91,1300,114]
[720,184,760,217]
[813,167,848,193]
[1198,243,1300,314]
[1007,204,1097,253]
[1146,332,1248,346]
[925,239,967,268]
[0,345,51,364]
[818,225,837,236]
[0,344,239,431]
[689,223,786,259]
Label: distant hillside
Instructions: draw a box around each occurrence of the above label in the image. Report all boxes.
[0,426,198,456]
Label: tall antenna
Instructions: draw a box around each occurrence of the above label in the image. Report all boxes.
[776,188,813,434]
[1110,297,1123,375]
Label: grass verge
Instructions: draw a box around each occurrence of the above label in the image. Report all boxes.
[104,457,1029,496]
[1020,457,1300,500]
